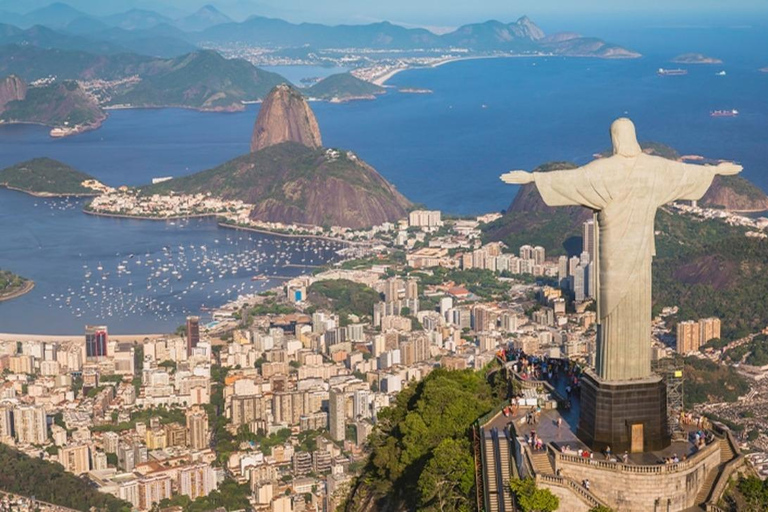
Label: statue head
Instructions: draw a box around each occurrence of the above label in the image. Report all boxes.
[611,118,642,157]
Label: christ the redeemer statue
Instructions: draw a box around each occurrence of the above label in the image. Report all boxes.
[501,118,741,381]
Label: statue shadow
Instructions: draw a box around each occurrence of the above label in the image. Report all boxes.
[563,235,584,257]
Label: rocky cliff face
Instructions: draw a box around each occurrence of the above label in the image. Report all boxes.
[700,175,768,212]
[0,75,27,113]
[251,84,322,152]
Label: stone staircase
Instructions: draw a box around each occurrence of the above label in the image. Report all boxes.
[529,450,554,475]
[694,436,738,509]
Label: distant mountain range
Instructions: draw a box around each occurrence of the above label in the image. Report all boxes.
[0,4,640,59]
[0,48,285,113]
[194,14,639,57]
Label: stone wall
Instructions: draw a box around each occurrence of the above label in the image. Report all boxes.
[553,441,721,511]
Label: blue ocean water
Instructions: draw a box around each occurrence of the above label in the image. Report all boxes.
[1,24,766,333]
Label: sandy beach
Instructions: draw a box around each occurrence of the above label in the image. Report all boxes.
[0,332,167,343]
[373,53,549,86]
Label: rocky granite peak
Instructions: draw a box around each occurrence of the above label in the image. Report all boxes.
[513,15,545,40]
[0,75,27,113]
[250,84,322,153]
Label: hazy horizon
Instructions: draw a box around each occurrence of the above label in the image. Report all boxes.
[2,0,768,32]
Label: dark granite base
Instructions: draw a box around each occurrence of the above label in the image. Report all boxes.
[577,372,670,453]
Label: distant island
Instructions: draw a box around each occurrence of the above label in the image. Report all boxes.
[672,53,723,64]
[0,75,105,136]
[0,157,106,196]
[304,73,385,102]
[0,269,33,302]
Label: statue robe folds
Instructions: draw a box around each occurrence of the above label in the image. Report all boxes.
[533,155,717,381]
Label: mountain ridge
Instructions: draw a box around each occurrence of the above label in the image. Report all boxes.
[145,142,413,229]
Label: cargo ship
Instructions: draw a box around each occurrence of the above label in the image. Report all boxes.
[657,68,688,76]
[710,109,739,117]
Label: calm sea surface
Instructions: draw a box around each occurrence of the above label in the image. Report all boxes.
[0,26,766,334]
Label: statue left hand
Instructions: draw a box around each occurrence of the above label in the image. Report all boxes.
[500,170,535,184]
[715,162,743,176]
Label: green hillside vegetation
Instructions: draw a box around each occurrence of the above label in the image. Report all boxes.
[724,334,768,366]
[1,80,105,127]
[653,234,768,340]
[0,269,28,296]
[0,44,155,81]
[157,478,251,512]
[144,142,411,229]
[307,279,381,318]
[0,444,131,512]
[482,161,587,256]
[146,143,386,198]
[344,367,507,512]
[682,357,750,408]
[0,158,98,195]
[711,174,767,202]
[0,46,288,111]
[111,50,286,110]
[305,73,385,100]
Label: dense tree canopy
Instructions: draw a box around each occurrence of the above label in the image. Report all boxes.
[346,368,503,511]
[0,444,131,512]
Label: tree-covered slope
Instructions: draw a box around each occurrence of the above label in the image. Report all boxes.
[144,142,412,229]
[0,269,29,298]
[0,79,105,128]
[0,157,99,195]
[110,50,286,111]
[0,46,289,111]
[344,368,504,512]
[307,279,381,318]
[0,444,131,512]
[306,73,385,100]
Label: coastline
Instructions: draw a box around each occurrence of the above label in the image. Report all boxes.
[218,221,355,245]
[1,185,99,198]
[0,280,35,303]
[373,53,548,86]
[82,208,360,244]
[0,332,166,342]
[0,118,105,139]
[83,209,220,221]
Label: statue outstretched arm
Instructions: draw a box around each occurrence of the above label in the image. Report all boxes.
[505,162,608,210]
[500,170,535,184]
[657,159,743,204]
[713,161,743,176]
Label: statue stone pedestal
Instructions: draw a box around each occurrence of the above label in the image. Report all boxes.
[577,371,670,453]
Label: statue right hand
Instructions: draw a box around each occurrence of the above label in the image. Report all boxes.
[715,162,743,176]
[501,170,535,185]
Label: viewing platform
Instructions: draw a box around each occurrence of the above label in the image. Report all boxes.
[476,362,750,512]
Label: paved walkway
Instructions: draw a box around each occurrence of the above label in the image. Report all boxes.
[493,368,706,466]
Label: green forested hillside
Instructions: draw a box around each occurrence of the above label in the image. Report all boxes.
[111,50,286,110]
[306,73,384,100]
[144,142,412,229]
[0,444,131,512]
[0,80,105,128]
[307,279,381,318]
[344,368,506,512]
[0,158,98,195]
[0,269,28,296]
